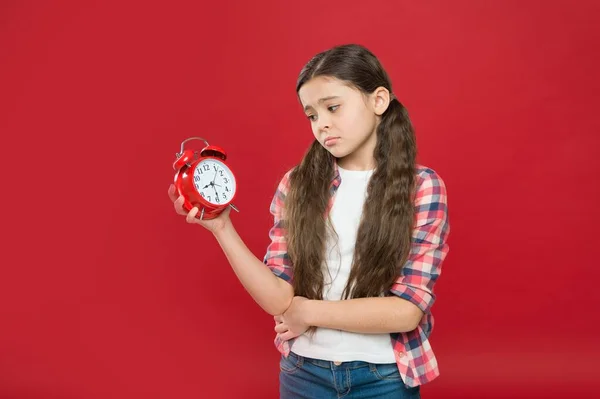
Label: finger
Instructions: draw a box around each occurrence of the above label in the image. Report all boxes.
[174,195,187,215]
[168,184,178,202]
[186,207,200,223]
[279,330,296,341]
[274,323,288,333]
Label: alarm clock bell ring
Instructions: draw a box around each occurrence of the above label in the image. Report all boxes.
[173,136,240,221]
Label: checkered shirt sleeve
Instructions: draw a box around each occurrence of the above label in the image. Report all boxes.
[263,171,294,284]
[389,168,450,314]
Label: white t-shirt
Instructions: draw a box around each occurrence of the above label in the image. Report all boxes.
[290,165,396,363]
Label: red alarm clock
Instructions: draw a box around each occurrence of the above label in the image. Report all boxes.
[173,137,239,220]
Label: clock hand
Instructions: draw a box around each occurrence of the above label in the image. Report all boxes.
[205,181,221,188]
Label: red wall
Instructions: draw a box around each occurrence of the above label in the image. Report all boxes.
[1,1,598,398]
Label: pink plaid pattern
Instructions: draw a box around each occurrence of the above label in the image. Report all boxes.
[263,161,450,388]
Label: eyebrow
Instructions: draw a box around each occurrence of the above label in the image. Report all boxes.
[303,96,341,112]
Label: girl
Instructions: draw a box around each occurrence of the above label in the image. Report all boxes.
[168,43,450,399]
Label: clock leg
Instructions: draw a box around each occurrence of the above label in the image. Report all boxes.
[229,204,240,212]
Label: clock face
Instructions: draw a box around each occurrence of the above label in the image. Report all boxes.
[192,159,236,206]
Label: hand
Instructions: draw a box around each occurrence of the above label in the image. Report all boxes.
[168,184,231,234]
[274,296,311,341]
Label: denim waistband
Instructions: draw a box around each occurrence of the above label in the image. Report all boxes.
[287,350,395,370]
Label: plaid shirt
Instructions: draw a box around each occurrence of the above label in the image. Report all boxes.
[263,161,450,388]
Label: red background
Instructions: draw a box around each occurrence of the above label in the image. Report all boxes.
[1,1,599,398]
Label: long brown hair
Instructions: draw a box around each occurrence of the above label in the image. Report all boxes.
[286,44,417,303]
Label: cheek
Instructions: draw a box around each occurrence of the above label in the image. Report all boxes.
[311,124,319,137]
[356,109,377,132]
[341,109,370,134]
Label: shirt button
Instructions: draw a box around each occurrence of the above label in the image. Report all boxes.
[398,352,405,358]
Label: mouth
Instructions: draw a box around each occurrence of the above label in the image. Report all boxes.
[324,136,340,147]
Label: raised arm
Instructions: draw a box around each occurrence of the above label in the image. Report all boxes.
[212,218,294,316]
[168,184,293,316]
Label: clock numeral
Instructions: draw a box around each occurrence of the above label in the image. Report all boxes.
[224,178,229,184]
[215,195,220,203]
[195,183,199,190]
[203,164,210,171]
[222,193,227,200]
[225,186,230,192]
[200,192,205,198]
[194,175,201,182]
[197,168,203,174]
[219,170,224,176]
[207,195,211,202]
[213,165,218,172]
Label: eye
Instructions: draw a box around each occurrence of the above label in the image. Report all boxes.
[328,105,339,112]
[306,114,317,121]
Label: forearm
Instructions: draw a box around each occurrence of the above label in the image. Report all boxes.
[212,220,293,315]
[304,296,423,334]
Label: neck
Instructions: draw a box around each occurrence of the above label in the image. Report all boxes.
[337,157,376,171]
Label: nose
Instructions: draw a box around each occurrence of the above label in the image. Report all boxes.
[317,114,331,133]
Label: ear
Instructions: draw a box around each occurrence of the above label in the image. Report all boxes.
[371,86,391,116]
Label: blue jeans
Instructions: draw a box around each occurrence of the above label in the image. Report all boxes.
[279,351,421,399]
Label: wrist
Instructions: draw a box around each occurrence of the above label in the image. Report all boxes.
[302,299,318,326]
[212,218,234,238]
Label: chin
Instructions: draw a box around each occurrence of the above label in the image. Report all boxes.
[320,142,345,156]
[325,148,348,159]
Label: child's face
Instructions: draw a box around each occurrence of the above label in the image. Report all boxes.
[298,76,382,168]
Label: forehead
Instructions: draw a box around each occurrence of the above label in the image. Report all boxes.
[298,76,355,107]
